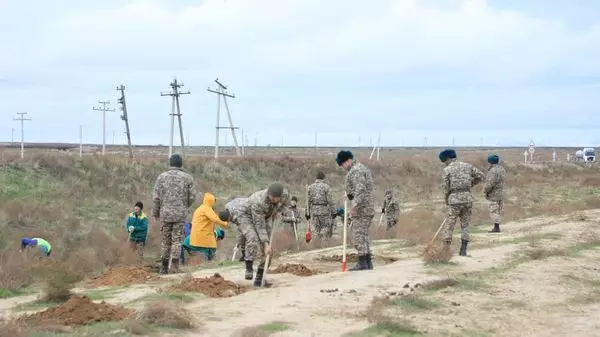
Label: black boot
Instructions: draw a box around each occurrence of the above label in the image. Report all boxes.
[159,258,169,275]
[365,253,374,270]
[488,223,500,233]
[170,258,180,274]
[238,250,246,262]
[459,239,469,257]
[349,255,369,271]
[253,268,271,287]
[245,260,254,280]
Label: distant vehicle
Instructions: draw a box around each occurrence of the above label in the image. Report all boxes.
[575,147,595,162]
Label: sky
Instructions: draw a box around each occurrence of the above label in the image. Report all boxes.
[1,0,600,147]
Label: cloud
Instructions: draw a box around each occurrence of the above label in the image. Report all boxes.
[1,0,599,146]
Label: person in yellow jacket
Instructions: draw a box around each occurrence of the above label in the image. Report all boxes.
[182,192,229,261]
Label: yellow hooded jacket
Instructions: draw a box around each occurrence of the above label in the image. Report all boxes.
[190,192,228,248]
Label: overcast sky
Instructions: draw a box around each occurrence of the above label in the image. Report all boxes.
[2,0,599,147]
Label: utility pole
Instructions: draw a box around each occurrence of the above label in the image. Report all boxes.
[117,85,134,159]
[314,132,318,153]
[11,128,14,144]
[207,78,241,159]
[241,128,245,155]
[79,125,83,158]
[369,132,381,161]
[161,78,190,158]
[13,112,31,159]
[92,100,115,156]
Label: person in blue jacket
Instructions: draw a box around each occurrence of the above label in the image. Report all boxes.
[21,237,52,257]
[180,222,192,265]
[125,201,149,259]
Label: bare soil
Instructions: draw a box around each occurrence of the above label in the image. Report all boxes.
[90,266,159,287]
[174,273,248,298]
[19,295,132,326]
[269,263,320,276]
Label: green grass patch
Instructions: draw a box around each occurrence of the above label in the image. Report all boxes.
[0,287,34,299]
[84,287,125,301]
[344,320,422,337]
[27,322,131,337]
[261,321,292,333]
[392,295,440,311]
[13,299,59,312]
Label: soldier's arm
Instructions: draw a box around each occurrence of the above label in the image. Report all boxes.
[280,209,293,223]
[442,170,450,205]
[484,170,497,195]
[350,170,366,208]
[250,201,270,244]
[151,177,162,219]
[472,166,485,186]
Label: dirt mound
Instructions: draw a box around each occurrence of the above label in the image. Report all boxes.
[269,264,319,276]
[317,253,398,263]
[20,295,132,326]
[175,273,247,298]
[91,266,160,287]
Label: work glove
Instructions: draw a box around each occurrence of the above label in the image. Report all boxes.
[214,228,225,240]
[381,207,385,213]
[335,207,345,217]
[128,226,134,233]
[305,213,310,220]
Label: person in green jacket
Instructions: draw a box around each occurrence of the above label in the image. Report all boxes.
[125,201,149,259]
[21,237,52,257]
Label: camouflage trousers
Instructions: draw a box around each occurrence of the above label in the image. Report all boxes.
[237,215,272,267]
[312,214,334,238]
[488,200,503,224]
[386,217,397,230]
[160,222,185,261]
[443,203,472,243]
[351,214,374,255]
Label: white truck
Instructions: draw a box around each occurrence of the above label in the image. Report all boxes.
[575,147,595,162]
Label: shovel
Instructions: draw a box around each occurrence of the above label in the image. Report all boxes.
[423,218,447,255]
[305,185,312,243]
[262,219,277,287]
[342,199,348,272]
[231,244,238,262]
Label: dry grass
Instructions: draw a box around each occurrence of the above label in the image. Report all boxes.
[1,149,600,295]
[133,300,196,329]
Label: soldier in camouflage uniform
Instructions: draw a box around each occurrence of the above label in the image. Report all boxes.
[306,172,336,240]
[439,149,485,257]
[281,196,301,233]
[234,183,288,287]
[225,197,249,262]
[381,189,400,231]
[151,153,196,274]
[484,154,506,233]
[336,150,375,271]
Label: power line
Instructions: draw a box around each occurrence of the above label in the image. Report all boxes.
[161,78,190,158]
[13,112,31,159]
[92,100,115,156]
[207,78,241,159]
[117,85,134,159]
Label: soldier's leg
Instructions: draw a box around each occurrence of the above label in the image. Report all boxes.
[442,206,459,244]
[488,200,502,233]
[169,222,185,273]
[235,225,246,262]
[313,215,325,238]
[239,216,259,280]
[254,221,273,287]
[459,203,472,256]
[159,222,173,274]
[350,215,373,271]
[324,216,334,240]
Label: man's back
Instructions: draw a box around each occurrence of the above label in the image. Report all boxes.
[485,164,506,201]
[152,168,195,223]
[308,179,334,215]
[345,161,375,215]
[226,197,249,224]
[442,161,484,205]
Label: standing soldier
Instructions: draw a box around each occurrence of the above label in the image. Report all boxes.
[306,171,336,240]
[336,150,375,271]
[439,149,485,257]
[484,154,505,233]
[281,196,301,233]
[381,189,400,231]
[152,153,196,274]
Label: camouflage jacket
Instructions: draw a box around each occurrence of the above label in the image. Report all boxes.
[225,197,249,224]
[441,160,485,205]
[382,196,400,220]
[345,161,375,216]
[245,188,289,244]
[307,179,335,216]
[152,167,196,222]
[281,206,301,224]
[484,164,505,201]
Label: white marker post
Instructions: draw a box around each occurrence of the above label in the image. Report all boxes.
[552,151,556,162]
[524,151,528,163]
[528,140,535,162]
[567,153,571,162]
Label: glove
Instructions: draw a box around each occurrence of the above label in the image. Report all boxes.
[331,212,337,219]
[305,213,310,220]
[381,207,385,214]
[128,226,134,233]
[335,208,345,216]
[214,229,225,240]
[347,194,354,201]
